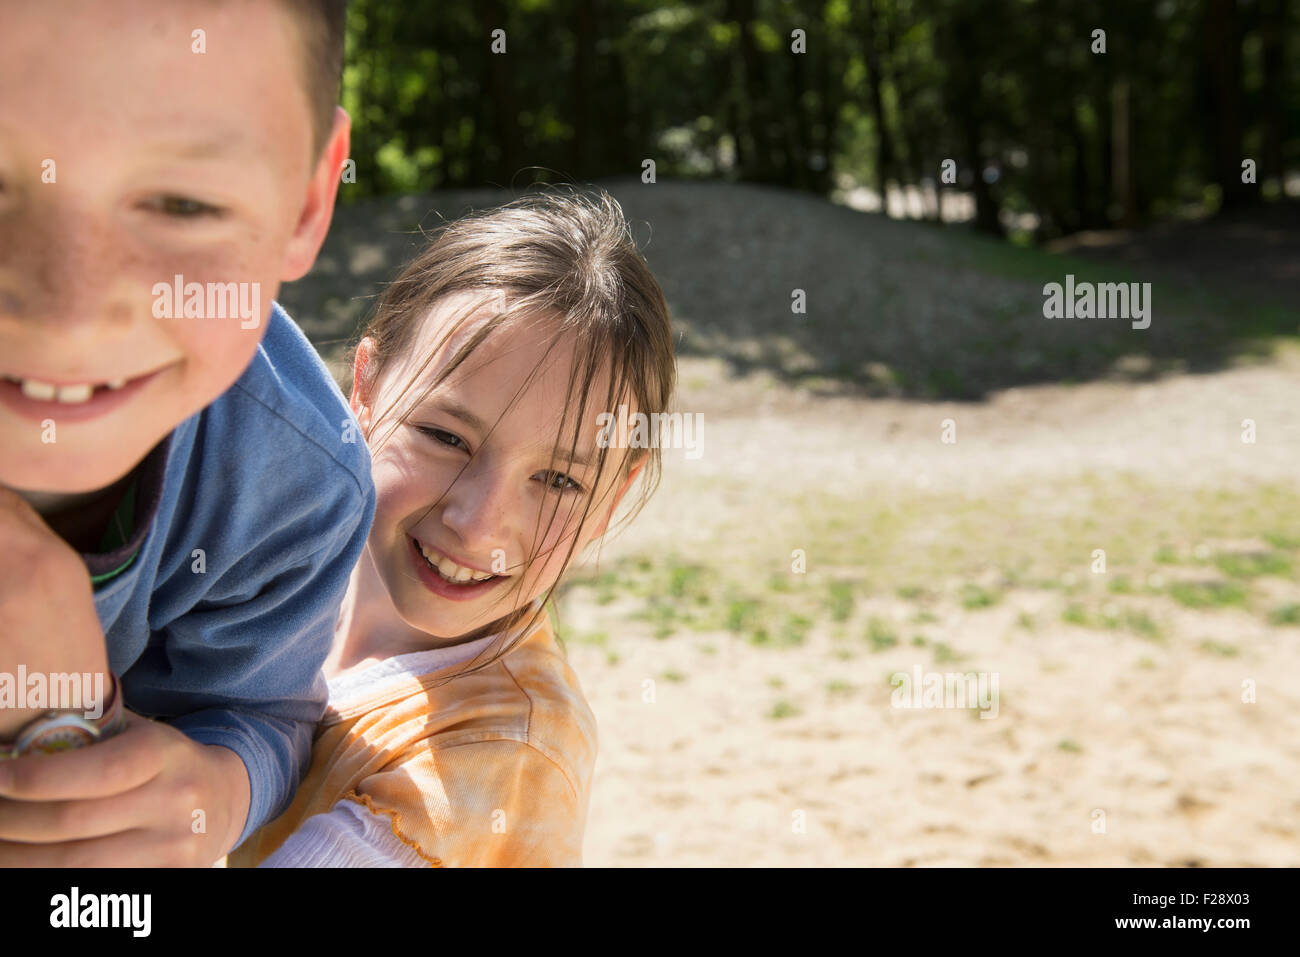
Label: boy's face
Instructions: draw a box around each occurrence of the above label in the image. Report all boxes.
[352,291,644,643]
[0,0,344,496]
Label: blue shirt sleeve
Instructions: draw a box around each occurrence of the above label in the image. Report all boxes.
[148,476,372,847]
[101,304,376,851]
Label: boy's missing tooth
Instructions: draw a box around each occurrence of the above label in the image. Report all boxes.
[0,0,373,866]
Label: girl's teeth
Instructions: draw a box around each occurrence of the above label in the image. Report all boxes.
[107,378,127,390]
[420,542,495,583]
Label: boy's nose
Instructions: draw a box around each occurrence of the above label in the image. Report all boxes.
[0,201,135,334]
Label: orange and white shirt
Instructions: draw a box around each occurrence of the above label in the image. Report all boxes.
[228,607,597,868]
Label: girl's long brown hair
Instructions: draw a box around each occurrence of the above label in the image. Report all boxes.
[349,186,676,676]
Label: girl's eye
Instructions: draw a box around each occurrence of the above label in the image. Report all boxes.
[541,471,585,495]
[145,195,225,219]
[417,426,468,451]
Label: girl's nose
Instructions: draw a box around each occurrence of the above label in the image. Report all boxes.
[437,458,516,555]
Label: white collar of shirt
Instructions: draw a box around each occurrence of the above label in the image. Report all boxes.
[326,599,545,709]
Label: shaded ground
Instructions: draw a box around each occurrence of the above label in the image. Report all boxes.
[279,180,1299,401]
[1046,200,1300,310]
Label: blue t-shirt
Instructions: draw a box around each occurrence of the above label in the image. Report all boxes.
[90,302,375,848]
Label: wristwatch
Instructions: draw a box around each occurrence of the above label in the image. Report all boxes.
[0,672,126,759]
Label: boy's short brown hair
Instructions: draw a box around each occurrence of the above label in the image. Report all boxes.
[279,0,349,156]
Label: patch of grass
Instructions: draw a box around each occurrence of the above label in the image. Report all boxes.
[779,614,812,647]
[932,641,964,663]
[1197,640,1239,657]
[1168,580,1248,609]
[1214,551,1292,580]
[1016,611,1037,631]
[912,610,940,625]
[576,630,609,647]
[767,675,785,688]
[961,584,999,609]
[1062,602,1090,626]
[661,669,688,683]
[826,679,854,695]
[667,560,709,598]
[827,580,856,622]
[767,699,802,720]
[1120,609,1162,640]
[1154,545,1180,564]
[911,634,928,646]
[584,569,622,605]
[1136,656,1157,670]
[767,573,793,593]
[1264,532,1300,550]
[1107,576,1135,595]
[1057,739,1083,753]
[605,651,620,666]
[1268,603,1300,625]
[897,584,929,601]
[725,595,762,633]
[866,617,898,652]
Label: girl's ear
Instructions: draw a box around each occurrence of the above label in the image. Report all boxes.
[350,337,378,435]
[589,457,646,540]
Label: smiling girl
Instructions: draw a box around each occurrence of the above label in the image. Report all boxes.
[228,188,675,867]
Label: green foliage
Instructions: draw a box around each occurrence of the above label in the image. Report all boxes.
[336,0,1298,242]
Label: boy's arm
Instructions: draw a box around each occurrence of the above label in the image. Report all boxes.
[121,475,374,848]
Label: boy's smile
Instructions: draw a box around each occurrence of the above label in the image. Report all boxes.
[0,364,177,423]
[0,0,345,500]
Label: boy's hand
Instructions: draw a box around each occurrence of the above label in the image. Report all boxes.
[0,711,251,866]
[0,487,110,738]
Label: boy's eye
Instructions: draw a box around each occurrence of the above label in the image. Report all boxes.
[417,425,469,451]
[144,195,224,218]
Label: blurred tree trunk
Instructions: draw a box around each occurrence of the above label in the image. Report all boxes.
[859,0,898,215]
[788,15,811,191]
[941,6,1002,235]
[1111,77,1137,227]
[605,7,637,175]
[811,7,841,195]
[481,0,516,185]
[1069,113,1090,233]
[1259,0,1287,189]
[571,0,595,176]
[1204,0,1249,211]
[732,0,778,183]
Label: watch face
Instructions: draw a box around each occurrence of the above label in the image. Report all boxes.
[28,721,97,755]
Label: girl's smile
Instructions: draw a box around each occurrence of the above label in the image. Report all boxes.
[408,535,509,602]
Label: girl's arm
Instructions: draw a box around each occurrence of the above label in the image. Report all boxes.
[260,738,588,867]
[259,800,429,868]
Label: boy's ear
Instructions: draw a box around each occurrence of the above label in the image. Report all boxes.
[350,336,377,435]
[281,106,352,283]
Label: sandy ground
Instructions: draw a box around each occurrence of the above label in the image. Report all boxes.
[566,349,1300,867]
[282,181,1300,867]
